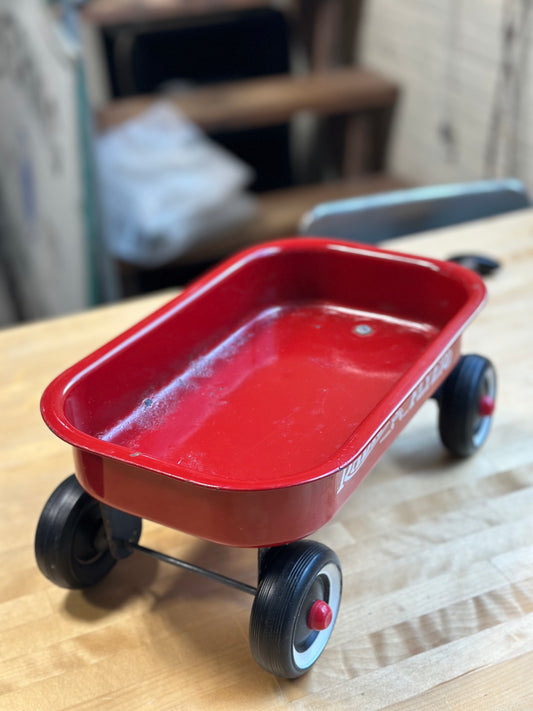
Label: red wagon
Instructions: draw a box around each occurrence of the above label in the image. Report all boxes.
[36,238,496,677]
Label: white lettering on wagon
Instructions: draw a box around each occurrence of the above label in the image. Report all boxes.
[336,349,454,494]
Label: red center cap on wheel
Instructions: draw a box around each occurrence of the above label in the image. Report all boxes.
[479,395,495,417]
[308,600,333,631]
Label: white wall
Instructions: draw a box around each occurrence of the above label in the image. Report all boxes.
[358,0,533,192]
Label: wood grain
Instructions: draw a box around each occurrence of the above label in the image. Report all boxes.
[1,210,533,709]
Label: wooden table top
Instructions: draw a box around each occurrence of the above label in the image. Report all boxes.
[1,210,532,710]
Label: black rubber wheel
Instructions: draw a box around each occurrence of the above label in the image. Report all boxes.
[35,475,140,589]
[249,540,342,678]
[438,354,496,457]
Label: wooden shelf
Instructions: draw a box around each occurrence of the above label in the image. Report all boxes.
[82,0,291,27]
[96,67,398,133]
[92,37,401,274]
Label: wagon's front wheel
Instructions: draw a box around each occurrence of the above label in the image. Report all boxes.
[35,474,141,589]
[249,541,342,678]
[438,354,496,457]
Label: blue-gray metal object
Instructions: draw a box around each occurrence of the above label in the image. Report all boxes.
[300,179,530,244]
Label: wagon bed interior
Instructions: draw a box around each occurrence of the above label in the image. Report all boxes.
[59,242,474,488]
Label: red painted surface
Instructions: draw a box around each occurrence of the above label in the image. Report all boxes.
[41,238,487,547]
[479,394,495,416]
[308,600,333,631]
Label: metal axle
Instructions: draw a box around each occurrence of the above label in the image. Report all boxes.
[128,541,257,596]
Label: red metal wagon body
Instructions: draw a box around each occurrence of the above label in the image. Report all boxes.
[41,238,487,548]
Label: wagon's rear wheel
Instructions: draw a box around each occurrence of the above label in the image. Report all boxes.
[438,354,496,457]
[35,474,141,589]
[250,541,342,678]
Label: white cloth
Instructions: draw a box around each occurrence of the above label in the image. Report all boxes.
[96,102,256,267]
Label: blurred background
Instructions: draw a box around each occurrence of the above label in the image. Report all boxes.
[1,0,532,326]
